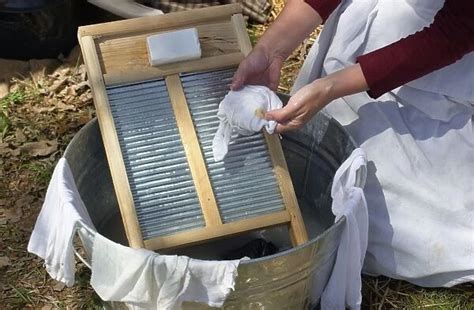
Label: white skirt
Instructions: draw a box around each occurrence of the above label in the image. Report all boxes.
[293,0,474,287]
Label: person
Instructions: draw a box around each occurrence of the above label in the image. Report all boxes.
[232,0,474,289]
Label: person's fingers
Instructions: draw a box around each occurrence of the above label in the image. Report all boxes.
[265,107,295,124]
[265,94,302,123]
[231,64,247,90]
[232,50,283,90]
[231,61,268,90]
[275,121,301,134]
[230,78,243,91]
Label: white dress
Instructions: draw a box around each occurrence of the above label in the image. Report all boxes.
[293,0,474,287]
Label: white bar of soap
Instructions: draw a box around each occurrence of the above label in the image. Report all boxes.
[146,28,202,66]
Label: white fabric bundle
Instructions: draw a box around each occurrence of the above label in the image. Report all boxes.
[91,233,242,310]
[294,0,474,287]
[320,149,368,310]
[212,85,282,161]
[27,158,94,287]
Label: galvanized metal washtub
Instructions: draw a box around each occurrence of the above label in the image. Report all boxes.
[64,94,362,309]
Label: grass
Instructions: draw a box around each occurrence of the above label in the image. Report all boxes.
[0,89,25,140]
[9,285,34,306]
[22,161,54,185]
[0,110,9,139]
[1,89,26,108]
[361,276,473,309]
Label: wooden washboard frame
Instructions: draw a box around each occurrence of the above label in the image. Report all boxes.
[78,4,308,250]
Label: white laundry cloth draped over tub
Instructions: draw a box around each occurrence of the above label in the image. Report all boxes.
[294,0,474,287]
[27,158,95,287]
[319,148,368,310]
[27,158,244,309]
[91,233,242,310]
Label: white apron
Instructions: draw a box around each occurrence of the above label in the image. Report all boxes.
[293,0,474,287]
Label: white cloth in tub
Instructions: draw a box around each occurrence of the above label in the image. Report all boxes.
[91,233,242,310]
[27,158,94,287]
[319,148,368,310]
[212,85,282,161]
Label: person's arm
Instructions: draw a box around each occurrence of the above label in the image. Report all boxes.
[231,0,324,90]
[269,0,474,133]
[255,0,323,61]
[358,0,474,98]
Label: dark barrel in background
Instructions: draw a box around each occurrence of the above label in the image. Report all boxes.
[0,0,111,60]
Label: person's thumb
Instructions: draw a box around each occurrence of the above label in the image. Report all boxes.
[265,105,297,124]
[231,64,248,90]
[230,76,243,91]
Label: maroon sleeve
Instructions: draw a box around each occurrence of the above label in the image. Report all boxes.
[357,0,474,99]
[304,0,341,23]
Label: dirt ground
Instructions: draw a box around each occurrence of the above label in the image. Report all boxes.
[0,2,473,309]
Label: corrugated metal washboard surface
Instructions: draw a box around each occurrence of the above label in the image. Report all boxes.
[106,79,204,240]
[181,68,286,223]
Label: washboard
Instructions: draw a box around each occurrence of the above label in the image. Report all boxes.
[78,4,308,250]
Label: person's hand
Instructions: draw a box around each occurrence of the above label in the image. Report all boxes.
[231,46,286,91]
[266,79,333,133]
[266,64,369,133]
[230,0,322,90]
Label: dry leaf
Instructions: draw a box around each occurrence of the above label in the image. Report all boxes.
[20,139,58,157]
[49,77,68,95]
[0,142,10,154]
[3,207,22,223]
[77,64,87,81]
[14,195,35,209]
[41,305,53,310]
[56,67,71,77]
[0,143,18,157]
[77,113,92,126]
[10,148,20,157]
[0,82,9,100]
[73,81,89,94]
[15,128,27,143]
[52,281,66,292]
[57,101,76,111]
[57,121,71,135]
[65,86,76,97]
[32,106,56,113]
[0,256,11,268]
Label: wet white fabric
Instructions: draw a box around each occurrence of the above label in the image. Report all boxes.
[27,159,241,308]
[319,149,368,310]
[294,0,474,287]
[182,258,241,308]
[27,158,94,287]
[212,85,282,161]
[91,233,242,310]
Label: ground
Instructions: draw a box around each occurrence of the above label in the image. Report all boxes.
[0,1,473,309]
